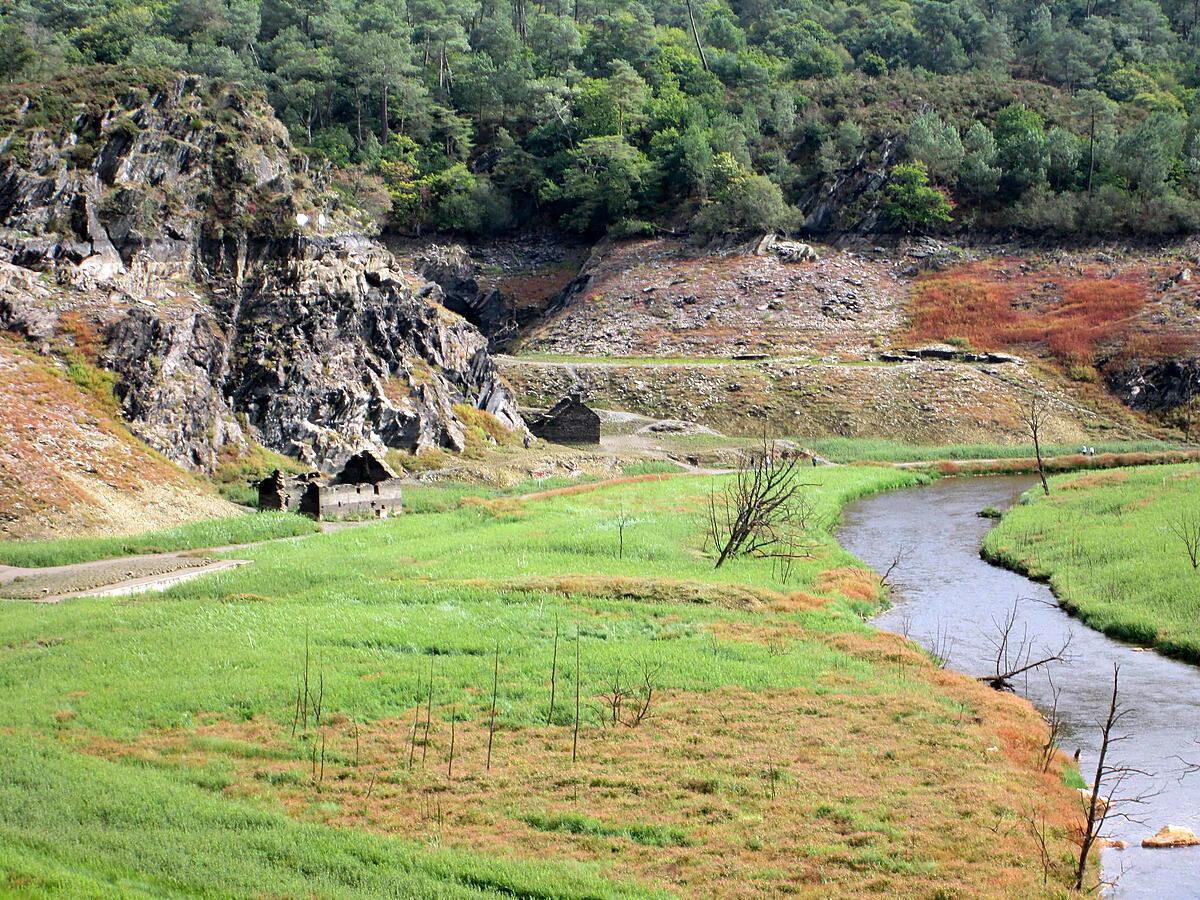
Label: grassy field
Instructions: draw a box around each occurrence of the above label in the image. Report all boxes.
[805,437,1188,464]
[401,463,683,515]
[984,463,1200,661]
[0,513,318,568]
[644,432,1186,464]
[0,469,1087,896]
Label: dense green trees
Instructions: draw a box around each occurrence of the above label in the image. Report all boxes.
[7,0,1200,236]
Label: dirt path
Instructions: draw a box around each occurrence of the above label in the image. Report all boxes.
[0,521,368,603]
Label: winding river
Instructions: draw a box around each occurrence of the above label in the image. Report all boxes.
[839,475,1200,898]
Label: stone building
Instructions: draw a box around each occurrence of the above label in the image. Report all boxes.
[257,470,320,512]
[259,450,403,520]
[526,395,601,445]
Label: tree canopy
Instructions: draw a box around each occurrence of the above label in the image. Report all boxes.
[7,0,1200,236]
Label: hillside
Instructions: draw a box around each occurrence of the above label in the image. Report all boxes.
[0,71,525,528]
[0,338,235,539]
[471,236,1191,444]
[8,0,1200,241]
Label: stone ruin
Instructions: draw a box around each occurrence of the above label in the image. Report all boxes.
[525,395,601,445]
[257,450,403,520]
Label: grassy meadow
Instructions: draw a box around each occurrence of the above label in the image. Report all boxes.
[0,513,319,568]
[984,463,1200,661]
[0,469,1087,896]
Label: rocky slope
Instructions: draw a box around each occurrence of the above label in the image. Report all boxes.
[0,69,523,482]
[494,235,1200,443]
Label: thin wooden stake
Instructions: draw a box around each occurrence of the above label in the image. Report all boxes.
[301,630,310,732]
[487,639,499,772]
[421,656,435,768]
[408,673,422,769]
[547,614,559,725]
[447,704,457,779]
[572,628,581,763]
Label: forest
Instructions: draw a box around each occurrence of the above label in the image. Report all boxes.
[5,0,1200,237]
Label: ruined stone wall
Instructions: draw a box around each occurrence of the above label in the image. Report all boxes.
[300,480,403,519]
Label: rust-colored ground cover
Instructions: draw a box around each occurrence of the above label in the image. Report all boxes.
[908,261,1150,367]
[80,628,1086,897]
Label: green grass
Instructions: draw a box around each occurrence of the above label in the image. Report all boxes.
[0,733,641,898]
[519,812,692,847]
[0,513,318,567]
[804,437,1188,464]
[0,467,928,894]
[983,463,1200,661]
[400,476,599,515]
[620,460,685,475]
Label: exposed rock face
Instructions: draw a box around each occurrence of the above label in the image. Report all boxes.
[0,71,523,472]
[797,137,899,234]
[413,244,516,346]
[1106,357,1200,412]
[752,233,820,263]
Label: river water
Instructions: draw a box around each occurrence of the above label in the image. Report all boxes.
[839,475,1200,898]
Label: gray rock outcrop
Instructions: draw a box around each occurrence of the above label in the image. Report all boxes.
[0,70,524,472]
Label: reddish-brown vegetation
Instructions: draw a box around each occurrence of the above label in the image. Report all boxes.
[0,340,231,537]
[909,261,1150,367]
[78,651,1084,898]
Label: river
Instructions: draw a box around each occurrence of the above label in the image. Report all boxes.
[839,475,1200,898]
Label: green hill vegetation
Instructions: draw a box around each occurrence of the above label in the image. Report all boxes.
[7,0,1200,236]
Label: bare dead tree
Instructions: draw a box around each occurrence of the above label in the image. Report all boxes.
[683,0,709,71]
[929,621,955,670]
[624,659,659,728]
[1039,672,1063,774]
[1027,811,1052,886]
[706,439,820,569]
[879,542,915,588]
[1022,395,1051,496]
[598,668,632,726]
[979,599,1072,690]
[1075,663,1158,892]
[1169,510,1200,571]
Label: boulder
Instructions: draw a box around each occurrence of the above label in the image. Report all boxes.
[1142,826,1200,848]
[752,233,820,263]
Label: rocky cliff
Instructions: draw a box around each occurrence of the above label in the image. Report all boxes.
[0,68,523,473]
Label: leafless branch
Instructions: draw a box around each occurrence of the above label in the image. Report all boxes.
[1075,663,1160,892]
[879,541,915,588]
[706,437,820,571]
[978,599,1072,689]
[1168,509,1200,572]
[1022,394,1051,496]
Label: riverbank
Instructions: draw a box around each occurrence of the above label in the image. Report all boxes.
[983,463,1200,664]
[842,474,1200,897]
[0,467,1087,896]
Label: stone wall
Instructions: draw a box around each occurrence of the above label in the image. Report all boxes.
[300,479,403,520]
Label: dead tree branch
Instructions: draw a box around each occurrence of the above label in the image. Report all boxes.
[978,599,1072,689]
[1169,509,1200,572]
[706,438,820,570]
[1075,663,1159,892]
[1022,395,1051,496]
